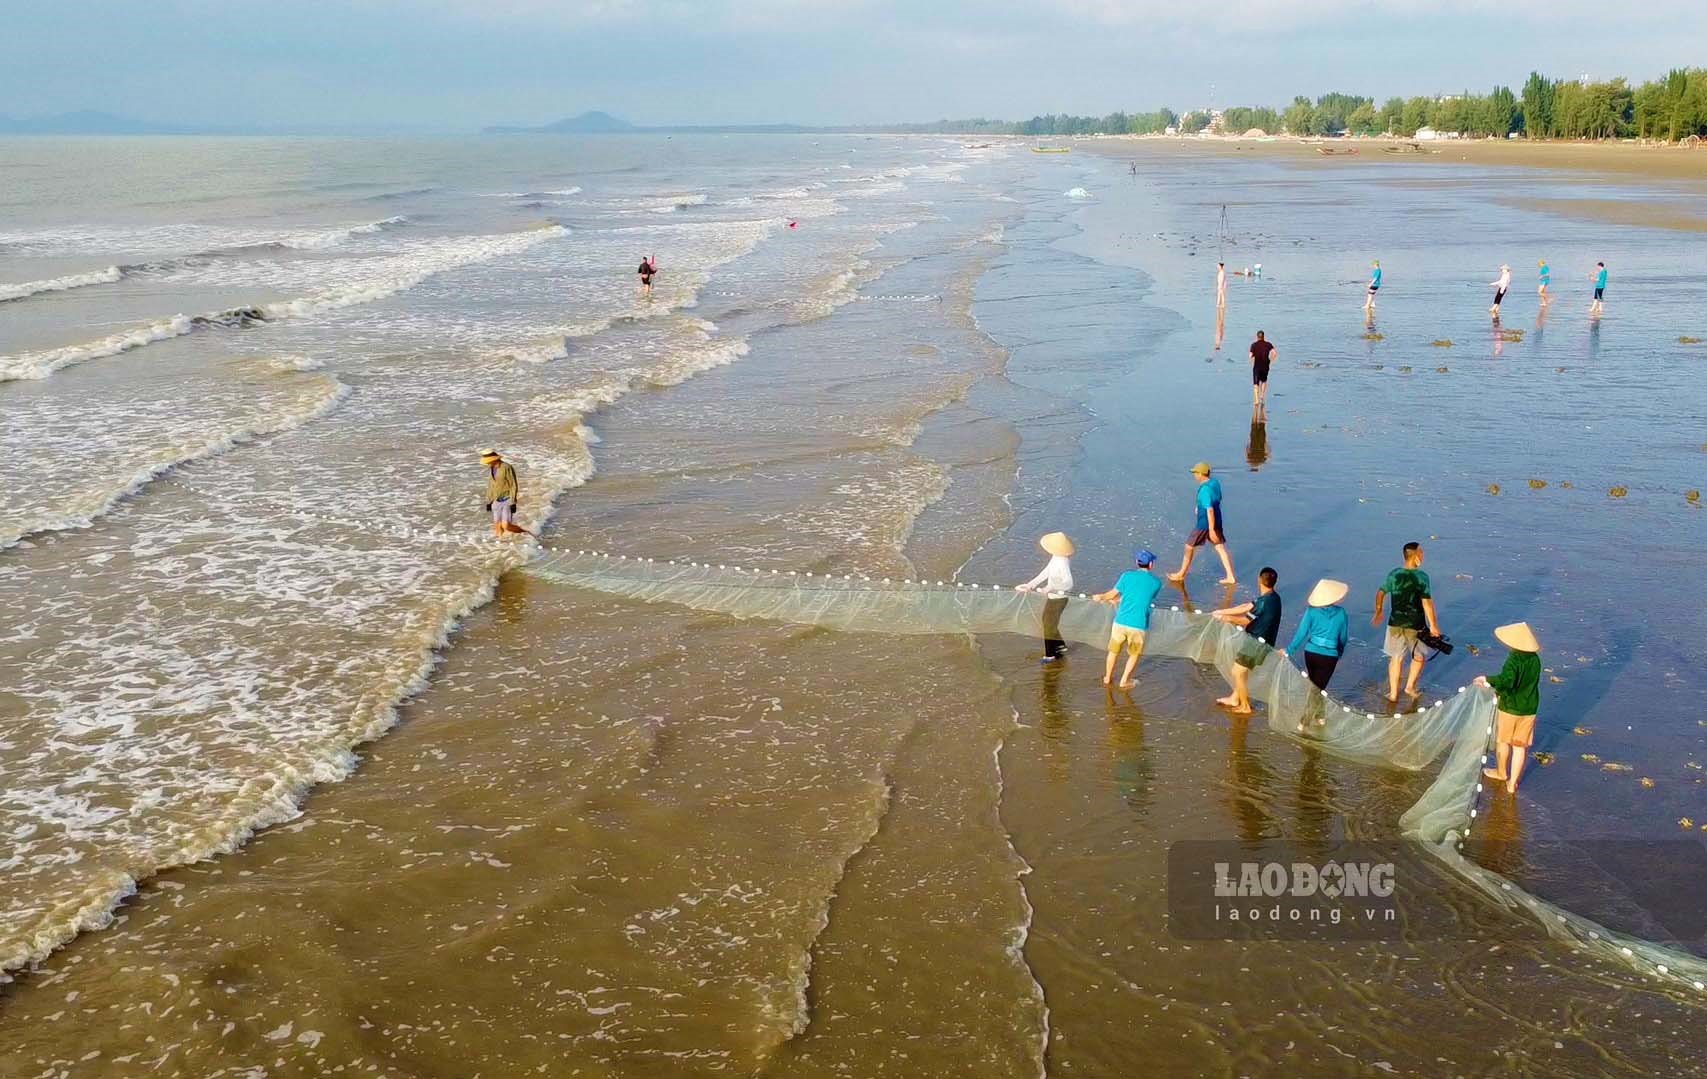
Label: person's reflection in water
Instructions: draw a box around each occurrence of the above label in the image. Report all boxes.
[1588,317,1602,361]
[1105,687,1153,815]
[1294,742,1339,861]
[1225,713,1276,850]
[1533,294,1549,344]
[1474,783,1528,879]
[1214,304,1226,352]
[1245,408,1269,471]
[1038,663,1073,787]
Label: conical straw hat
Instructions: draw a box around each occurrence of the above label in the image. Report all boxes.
[1308,579,1349,607]
[1494,621,1540,652]
[1039,532,1075,557]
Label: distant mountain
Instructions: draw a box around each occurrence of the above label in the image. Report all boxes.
[486,111,635,134]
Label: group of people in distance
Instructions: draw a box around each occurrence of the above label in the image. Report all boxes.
[1014,474,1545,794]
[1357,258,1607,319]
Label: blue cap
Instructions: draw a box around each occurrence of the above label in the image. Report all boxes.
[1134,549,1156,567]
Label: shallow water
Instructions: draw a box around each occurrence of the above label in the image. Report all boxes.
[1,136,1704,1075]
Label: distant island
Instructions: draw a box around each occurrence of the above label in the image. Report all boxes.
[484,111,830,135]
[484,111,636,134]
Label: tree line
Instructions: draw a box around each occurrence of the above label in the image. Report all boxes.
[904,69,1707,141]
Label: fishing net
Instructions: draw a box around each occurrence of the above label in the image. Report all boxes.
[526,549,1707,995]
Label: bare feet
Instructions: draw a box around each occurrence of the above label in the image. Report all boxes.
[1227,704,1253,716]
[1101,676,1113,687]
[1117,680,1137,690]
[1218,576,1237,585]
[1166,572,1186,582]
[1482,767,1508,782]
[1216,694,1240,708]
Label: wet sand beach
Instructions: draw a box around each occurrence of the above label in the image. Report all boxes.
[2,136,1706,1076]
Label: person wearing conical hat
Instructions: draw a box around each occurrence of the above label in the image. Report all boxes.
[1286,579,1349,730]
[1169,461,1236,586]
[480,449,528,538]
[1017,532,1076,663]
[1476,622,1542,794]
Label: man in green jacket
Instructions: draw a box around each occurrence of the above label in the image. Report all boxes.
[1476,621,1542,794]
[481,449,528,537]
[1372,541,1443,702]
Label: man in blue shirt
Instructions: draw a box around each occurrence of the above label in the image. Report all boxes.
[1169,461,1237,586]
[1095,549,1165,689]
[1364,260,1381,313]
[1590,261,1607,317]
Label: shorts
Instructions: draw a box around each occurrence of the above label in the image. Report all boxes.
[1234,636,1272,670]
[1383,626,1429,662]
[1187,527,1224,547]
[1367,284,1380,294]
[1252,362,1270,385]
[1496,709,1537,748]
[490,498,514,525]
[1493,289,1507,304]
[1108,624,1147,655]
[1594,287,1604,300]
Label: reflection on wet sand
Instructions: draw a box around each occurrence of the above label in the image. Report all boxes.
[1246,407,1269,470]
[1225,713,1277,847]
[1104,688,1152,815]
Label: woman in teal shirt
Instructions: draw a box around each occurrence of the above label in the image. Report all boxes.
[1288,577,1349,686]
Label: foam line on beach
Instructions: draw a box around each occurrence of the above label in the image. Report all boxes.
[0,225,565,383]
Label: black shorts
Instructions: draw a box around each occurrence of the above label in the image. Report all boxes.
[1188,527,1224,547]
[1493,288,1507,304]
[1594,287,1604,300]
[1367,284,1380,294]
[1252,361,1270,385]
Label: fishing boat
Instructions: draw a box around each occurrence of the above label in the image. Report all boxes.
[1032,146,1071,154]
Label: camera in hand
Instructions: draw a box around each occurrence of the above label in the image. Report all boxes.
[1418,631,1453,655]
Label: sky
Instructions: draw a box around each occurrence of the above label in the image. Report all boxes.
[4,0,1703,129]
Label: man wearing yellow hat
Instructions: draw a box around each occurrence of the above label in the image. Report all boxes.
[1476,622,1542,794]
[480,450,526,537]
[1169,461,1236,586]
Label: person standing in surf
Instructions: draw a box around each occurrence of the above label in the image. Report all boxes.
[1489,263,1512,317]
[1372,541,1443,702]
[1095,549,1164,689]
[1248,330,1275,407]
[481,450,530,538]
[1212,566,1282,715]
[1216,262,1228,308]
[1016,531,1075,663]
[1169,461,1236,586]
[638,254,657,295]
[1537,259,1552,304]
[1476,621,1542,794]
[1364,260,1382,313]
[1287,579,1350,729]
[1590,261,1608,317]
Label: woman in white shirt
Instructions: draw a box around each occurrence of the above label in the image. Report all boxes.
[1016,532,1075,662]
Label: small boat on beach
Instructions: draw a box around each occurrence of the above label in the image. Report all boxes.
[1032,146,1071,154]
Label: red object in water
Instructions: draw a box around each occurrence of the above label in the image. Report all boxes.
[787,220,798,229]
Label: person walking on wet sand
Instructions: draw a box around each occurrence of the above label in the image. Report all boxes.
[481,450,530,537]
[1590,261,1608,317]
[1477,621,1542,794]
[1016,531,1075,663]
[1216,262,1228,308]
[1286,579,1349,730]
[1170,462,1236,585]
[1212,566,1282,715]
[1489,264,1512,317]
[1537,259,1552,304]
[1248,330,1275,406]
[1095,549,1164,689]
[1364,260,1382,313]
[638,254,657,294]
[1372,541,1443,702]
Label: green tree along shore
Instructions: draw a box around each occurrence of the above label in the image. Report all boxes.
[900,69,1707,141]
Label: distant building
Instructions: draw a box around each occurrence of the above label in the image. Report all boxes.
[1415,126,1440,140]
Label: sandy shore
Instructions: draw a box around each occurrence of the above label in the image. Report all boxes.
[1083,133,1707,182]
[1080,135,1707,231]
